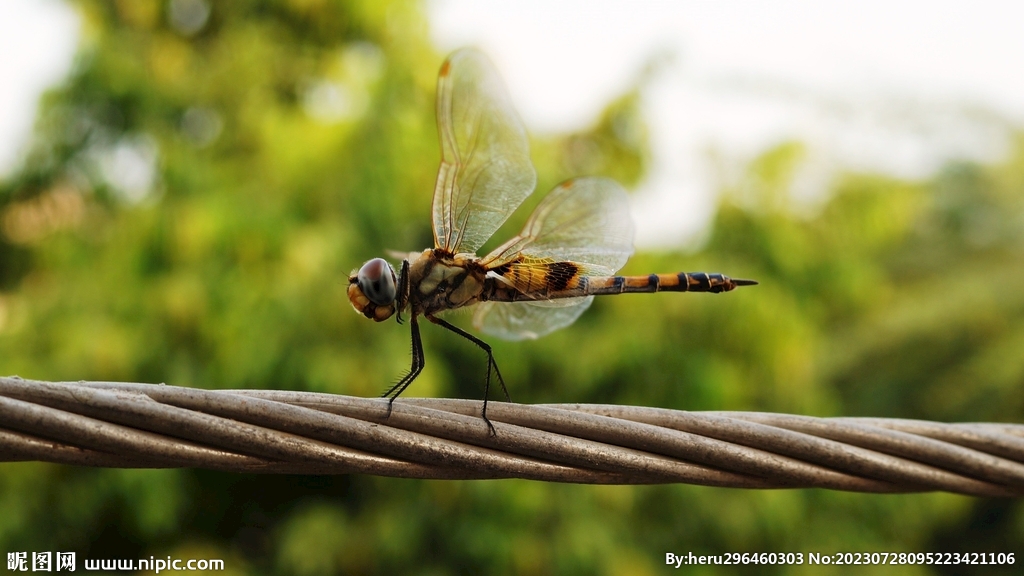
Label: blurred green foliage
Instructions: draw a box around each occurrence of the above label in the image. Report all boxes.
[1,1,1023,574]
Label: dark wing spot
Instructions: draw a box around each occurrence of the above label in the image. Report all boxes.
[545,262,580,291]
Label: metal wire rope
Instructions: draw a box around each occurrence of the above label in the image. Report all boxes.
[1,377,1022,497]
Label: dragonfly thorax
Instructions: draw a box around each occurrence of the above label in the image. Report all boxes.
[407,250,487,315]
[348,257,398,322]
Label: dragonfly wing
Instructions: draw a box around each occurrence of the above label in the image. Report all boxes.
[480,177,635,275]
[433,49,536,255]
[474,177,635,340]
[473,297,594,341]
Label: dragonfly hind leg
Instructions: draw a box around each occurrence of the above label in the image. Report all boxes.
[381,313,424,418]
[427,315,509,435]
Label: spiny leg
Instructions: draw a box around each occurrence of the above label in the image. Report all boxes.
[380,313,424,418]
[426,315,509,435]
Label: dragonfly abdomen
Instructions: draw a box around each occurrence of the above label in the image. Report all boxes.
[484,271,757,302]
[584,272,757,295]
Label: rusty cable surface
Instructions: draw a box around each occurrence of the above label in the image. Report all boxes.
[1,377,1022,497]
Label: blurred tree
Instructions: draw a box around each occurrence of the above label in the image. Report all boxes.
[1,0,1022,574]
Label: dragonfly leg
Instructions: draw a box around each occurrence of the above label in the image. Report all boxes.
[427,315,509,436]
[395,260,411,325]
[380,313,424,418]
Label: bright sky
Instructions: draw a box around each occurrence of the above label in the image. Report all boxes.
[429,0,1024,245]
[3,1,1023,246]
[0,0,78,176]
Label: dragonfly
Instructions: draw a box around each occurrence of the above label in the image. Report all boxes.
[348,49,756,430]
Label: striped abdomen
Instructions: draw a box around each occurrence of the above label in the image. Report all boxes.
[484,271,757,302]
[584,272,757,296]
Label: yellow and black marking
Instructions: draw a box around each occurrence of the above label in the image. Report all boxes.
[491,257,584,294]
[484,269,757,302]
[585,272,756,295]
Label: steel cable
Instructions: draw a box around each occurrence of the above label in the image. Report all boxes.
[1,377,1021,497]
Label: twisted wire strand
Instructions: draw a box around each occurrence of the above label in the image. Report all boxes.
[1,377,1022,497]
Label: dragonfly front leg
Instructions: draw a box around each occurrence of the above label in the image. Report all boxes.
[381,313,424,418]
[394,259,411,325]
[426,315,509,435]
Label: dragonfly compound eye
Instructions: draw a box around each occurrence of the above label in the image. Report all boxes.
[357,258,397,306]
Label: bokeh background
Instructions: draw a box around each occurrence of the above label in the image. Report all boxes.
[1,1,1023,574]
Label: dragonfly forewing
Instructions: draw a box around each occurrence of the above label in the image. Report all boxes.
[432,49,536,255]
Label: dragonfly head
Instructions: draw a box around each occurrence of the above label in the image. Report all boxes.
[348,258,397,322]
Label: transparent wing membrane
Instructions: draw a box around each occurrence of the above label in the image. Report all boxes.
[476,177,636,340]
[481,177,635,273]
[472,297,594,341]
[432,49,536,254]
